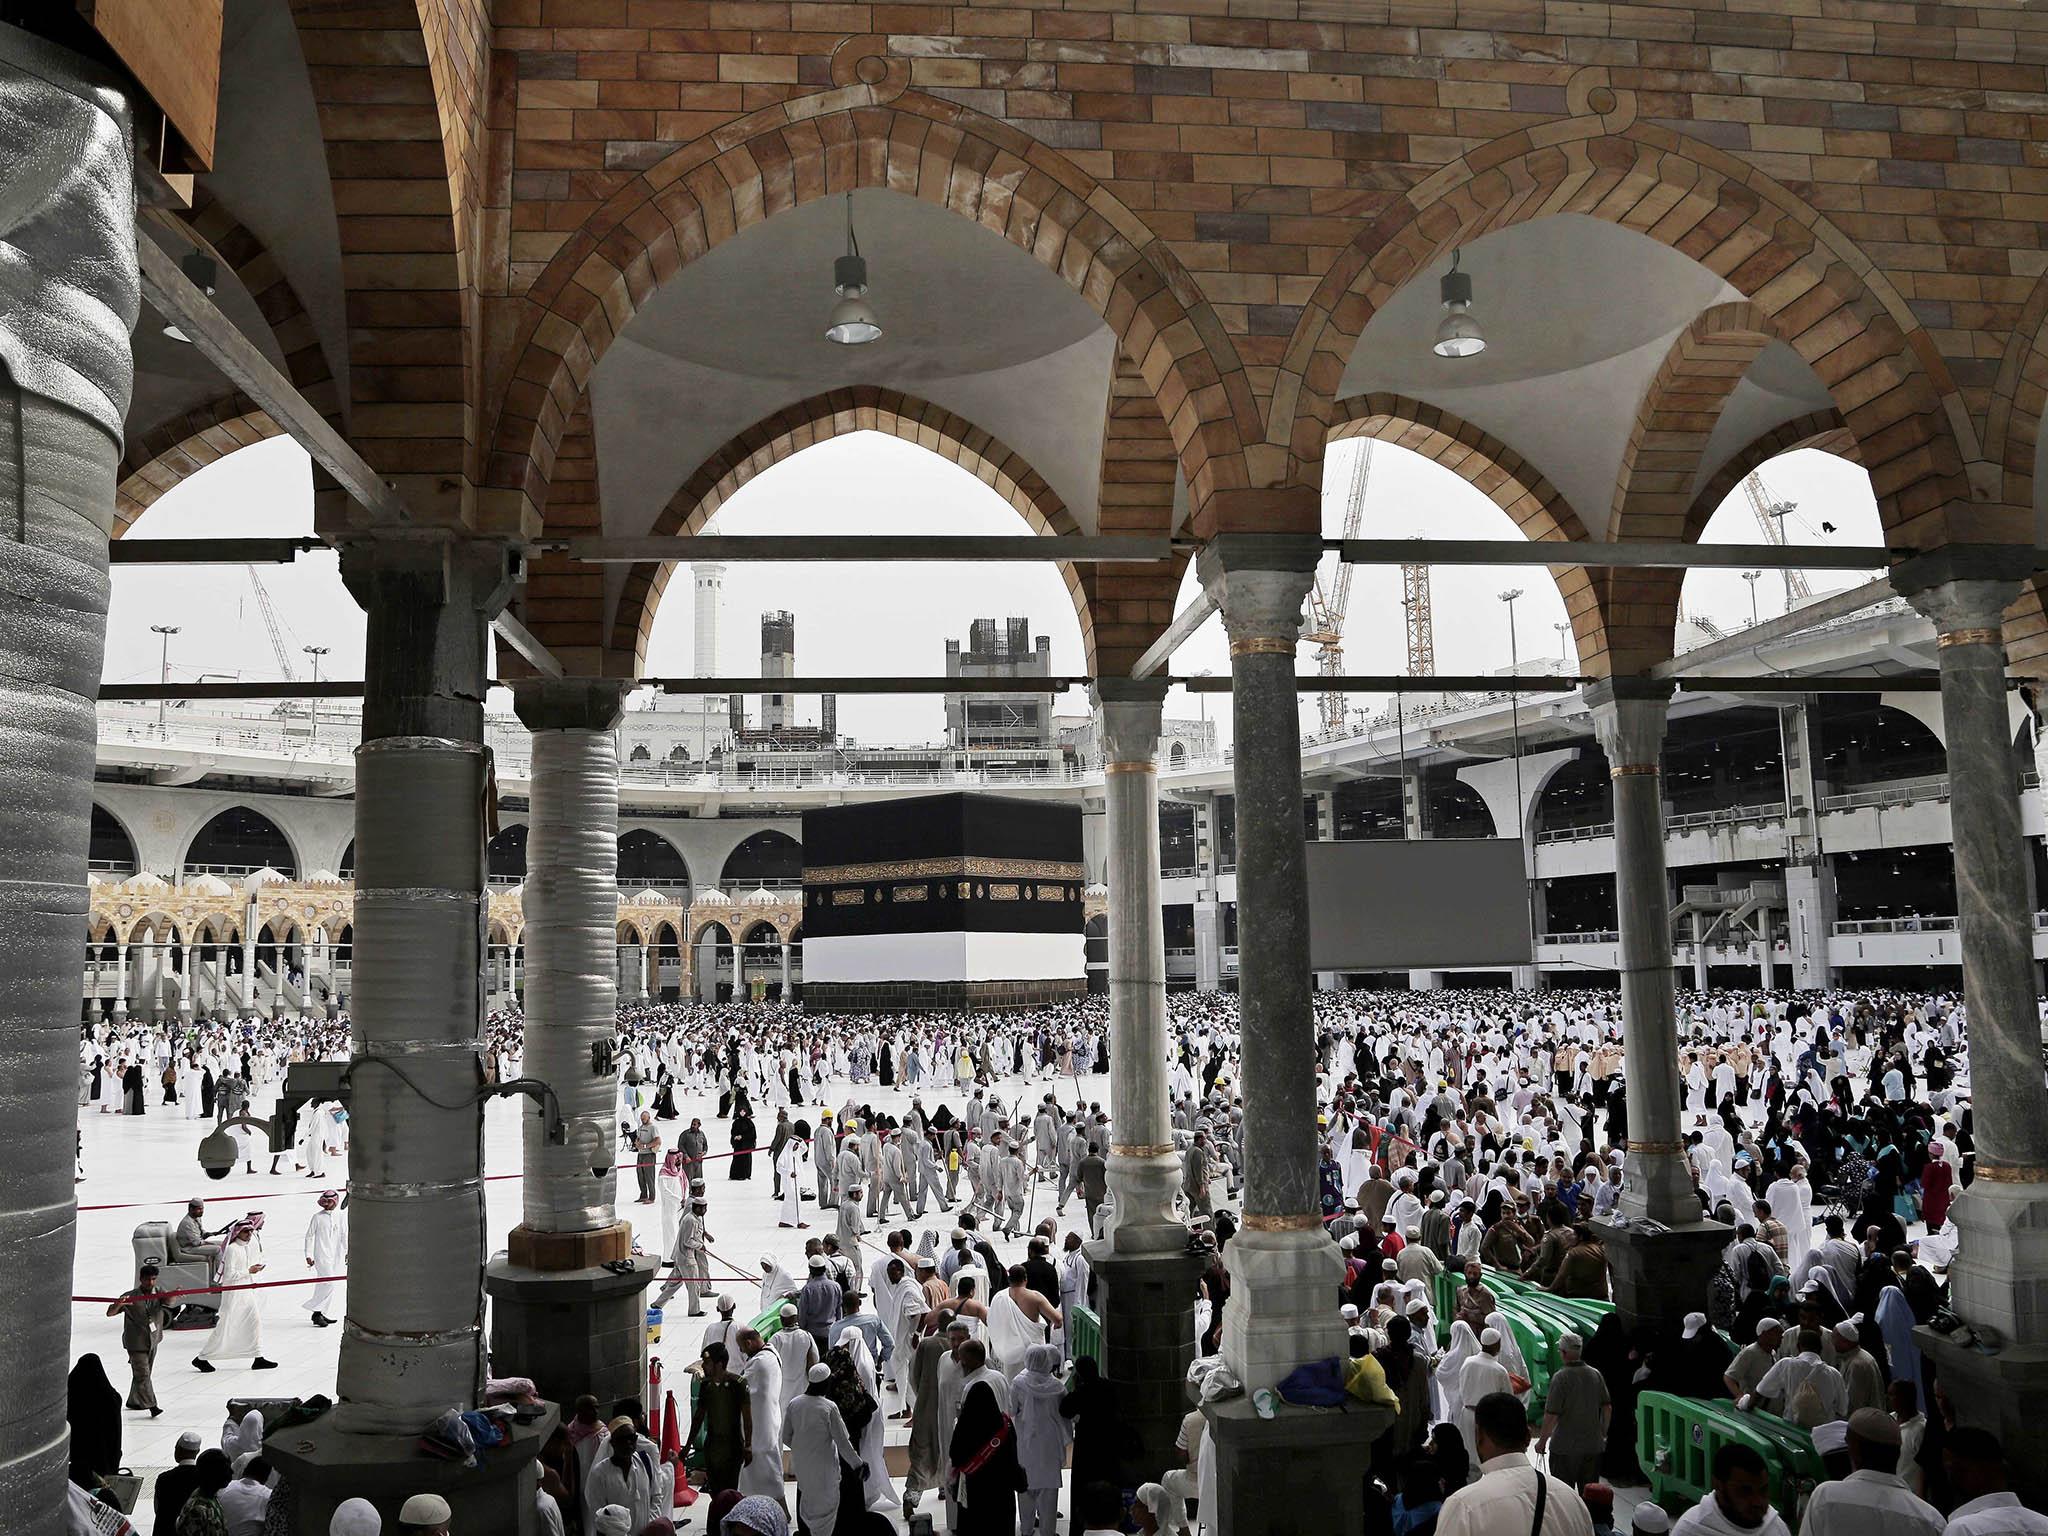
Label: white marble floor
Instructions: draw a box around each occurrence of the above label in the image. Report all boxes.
[76,1066,1110,1526]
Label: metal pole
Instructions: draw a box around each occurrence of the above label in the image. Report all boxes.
[1742,570,1761,627]
[1500,590,1532,971]
[150,625,180,734]
[303,646,329,741]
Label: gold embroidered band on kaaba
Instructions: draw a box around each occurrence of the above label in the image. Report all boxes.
[804,856,1087,884]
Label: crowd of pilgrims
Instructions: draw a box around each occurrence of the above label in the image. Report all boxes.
[73,982,2025,1536]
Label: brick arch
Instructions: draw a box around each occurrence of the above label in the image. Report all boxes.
[286,0,475,521]
[486,91,1257,542]
[1592,302,1782,671]
[1986,268,2048,517]
[118,404,286,535]
[604,386,1091,670]
[1327,392,1602,668]
[1076,351,1188,676]
[1682,410,1858,546]
[116,193,339,534]
[1278,125,1974,551]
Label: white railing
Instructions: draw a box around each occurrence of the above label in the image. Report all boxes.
[1668,801,1786,832]
[1821,775,1950,813]
[1536,821,1614,844]
[1833,916,1958,935]
[1541,930,1619,944]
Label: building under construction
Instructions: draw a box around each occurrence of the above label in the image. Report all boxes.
[945,617,1054,751]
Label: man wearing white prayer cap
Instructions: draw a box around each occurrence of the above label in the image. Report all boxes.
[782,1359,860,1536]
[396,1493,451,1535]
[1631,1504,1673,1535]
[1453,1326,1514,1469]
[329,1497,381,1536]
[592,1505,632,1536]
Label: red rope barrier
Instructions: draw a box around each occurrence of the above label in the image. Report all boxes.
[74,1273,349,1304]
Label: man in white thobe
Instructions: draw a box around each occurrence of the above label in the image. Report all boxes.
[1455,1329,1515,1470]
[738,1330,787,1502]
[301,1190,347,1327]
[782,1363,860,1536]
[1798,1408,1942,1536]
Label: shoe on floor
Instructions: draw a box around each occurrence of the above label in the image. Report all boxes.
[252,1357,278,1369]
[193,1359,215,1373]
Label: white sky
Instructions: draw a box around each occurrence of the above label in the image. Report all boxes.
[105,434,1882,748]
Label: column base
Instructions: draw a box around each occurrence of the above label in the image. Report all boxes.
[267,1401,557,1536]
[1201,1392,1386,1536]
[1101,1152,1188,1254]
[1593,1217,1730,1334]
[1084,1245,1203,1487]
[484,1246,653,1410]
[1219,1227,1347,1395]
[1939,1179,2048,1349]
[1916,1330,2048,1508]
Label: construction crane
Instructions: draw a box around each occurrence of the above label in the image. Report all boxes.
[246,565,296,681]
[1303,441,1374,731]
[1743,469,1812,608]
[1401,554,1435,678]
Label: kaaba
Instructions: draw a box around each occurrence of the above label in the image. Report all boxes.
[800,793,1086,1012]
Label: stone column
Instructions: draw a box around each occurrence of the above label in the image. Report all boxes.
[1196,531,1383,1536]
[0,28,134,1526]
[1586,679,1727,1327]
[179,941,193,1015]
[1093,680,1182,1251]
[1195,537,1345,1387]
[333,541,505,1433]
[1691,912,1711,993]
[1084,679,1200,1484]
[779,941,791,999]
[113,943,129,1017]
[488,682,649,1409]
[1898,549,2048,1505]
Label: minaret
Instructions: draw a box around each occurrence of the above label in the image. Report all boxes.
[693,562,726,743]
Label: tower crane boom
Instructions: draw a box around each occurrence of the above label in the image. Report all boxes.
[1742,471,1812,606]
[1304,442,1374,731]
[246,566,297,682]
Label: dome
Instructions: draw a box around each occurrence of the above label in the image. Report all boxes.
[306,868,341,884]
[86,871,104,886]
[695,888,730,906]
[244,866,290,895]
[743,886,778,906]
[121,871,168,892]
[187,874,234,897]
[1084,882,1108,899]
[632,887,670,905]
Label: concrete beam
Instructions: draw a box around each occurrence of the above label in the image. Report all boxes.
[559,535,1172,563]
[100,671,1953,702]
[645,675,1090,693]
[136,232,412,525]
[108,537,322,564]
[1338,538,1892,571]
[1131,591,1218,679]
[1650,575,1898,677]
[492,611,565,679]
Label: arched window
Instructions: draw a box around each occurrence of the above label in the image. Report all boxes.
[185,806,297,878]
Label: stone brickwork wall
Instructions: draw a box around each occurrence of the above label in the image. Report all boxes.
[116,2,2048,678]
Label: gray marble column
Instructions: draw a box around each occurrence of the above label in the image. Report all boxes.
[1691,912,1710,993]
[1198,535,1344,1393]
[1094,679,1183,1252]
[0,28,134,1524]
[1899,552,2048,1348]
[1586,679,1694,1223]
